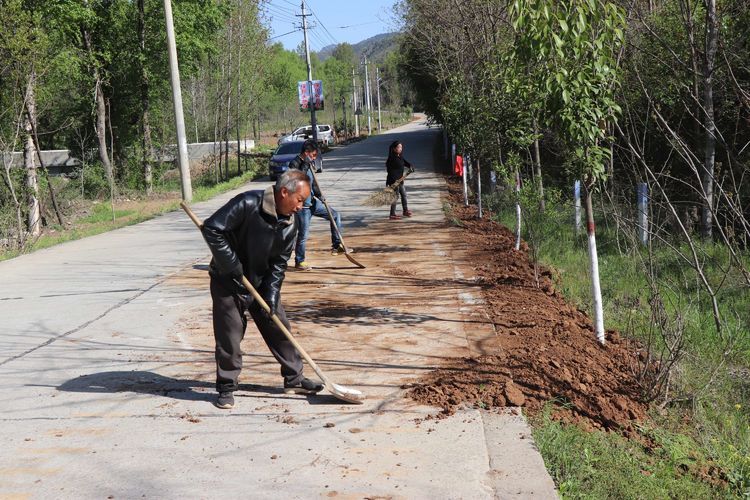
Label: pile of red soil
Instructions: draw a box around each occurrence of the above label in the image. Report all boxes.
[406,179,650,432]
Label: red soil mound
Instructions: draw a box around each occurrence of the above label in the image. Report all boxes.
[406,179,649,432]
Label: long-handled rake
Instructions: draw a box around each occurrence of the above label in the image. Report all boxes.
[308,168,366,269]
[362,168,415,207]
[180,201,365,405]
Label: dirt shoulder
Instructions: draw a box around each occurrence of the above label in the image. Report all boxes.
[406,178,649,433]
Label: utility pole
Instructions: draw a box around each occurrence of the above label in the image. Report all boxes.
[331,80,337,135]
[163,0,192,201]
[341,96,347,139]
[363,57,371,134]
[376,66,382,131]
[298,1,317,144]
[352,68,359,137]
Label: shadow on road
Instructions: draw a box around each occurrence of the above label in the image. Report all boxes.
[55,370,362,405]
[57,371,216,402]
[52,371,302,403]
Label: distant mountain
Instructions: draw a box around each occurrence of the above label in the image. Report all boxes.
[318,32,399,63]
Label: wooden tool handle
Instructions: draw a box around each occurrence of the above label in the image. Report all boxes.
[180,201,204,228]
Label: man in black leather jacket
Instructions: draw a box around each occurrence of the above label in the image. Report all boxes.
[201,169,323,409]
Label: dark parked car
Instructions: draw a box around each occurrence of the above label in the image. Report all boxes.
[268,140,323,181]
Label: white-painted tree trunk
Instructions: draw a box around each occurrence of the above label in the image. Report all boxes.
[637,182,649,246]
[574,180,582,235]
[514,168,521,251]
[462,154,469,206]
[532,118,545,212]
[584,185,605,344]
[476,158,483,218]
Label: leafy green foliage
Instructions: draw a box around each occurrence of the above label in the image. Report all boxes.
[511,0,625,183]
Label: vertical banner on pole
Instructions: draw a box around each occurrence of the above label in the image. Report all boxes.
[298,80,324,111]
[312,80,324,110]
[637,182,648,246]
[574,180,582,234]
[298,81,310,112]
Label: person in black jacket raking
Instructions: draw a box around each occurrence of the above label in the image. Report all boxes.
[385,140,414,220]
[288,139,350,271]
[201,169,323,409]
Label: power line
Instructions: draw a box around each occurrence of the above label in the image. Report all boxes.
[265,0,340,52]
[308,6,338,46]
[307,28,327,51]
[264,4,297,23]
[265,2,297,19]
[266,0,296,12]
[334,21,381,29]
[268,28,303,40]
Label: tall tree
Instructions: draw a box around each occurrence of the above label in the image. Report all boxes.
[23,70,40,237]
[701,0,717,238]
[80,3,113,183]
[138,0,154,194]
[512,0,627,343]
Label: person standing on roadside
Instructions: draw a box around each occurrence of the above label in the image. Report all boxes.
[201,170,324,409]
[289,139,350,270]
[385,140,414,220]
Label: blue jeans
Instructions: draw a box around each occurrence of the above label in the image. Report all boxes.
[389,184,408,216]
[294,199,342,264]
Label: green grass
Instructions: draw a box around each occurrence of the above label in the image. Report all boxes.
[0,201,182,262]
[485,192,750,498]
[78,203,136,224]
[532,408,726,499]
[193,169,260,202]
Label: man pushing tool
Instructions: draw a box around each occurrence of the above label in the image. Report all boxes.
[288,139,353,270]
[201,169,323,409]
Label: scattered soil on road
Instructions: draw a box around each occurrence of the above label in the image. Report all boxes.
[406,178,649,432]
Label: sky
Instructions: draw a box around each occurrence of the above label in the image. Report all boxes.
[263,0,400,52]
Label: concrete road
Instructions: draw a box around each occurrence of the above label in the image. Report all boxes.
[0,118,557,499]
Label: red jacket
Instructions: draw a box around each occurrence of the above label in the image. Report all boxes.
[454,155,464,176]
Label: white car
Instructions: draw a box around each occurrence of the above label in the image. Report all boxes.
[279,124,335,146]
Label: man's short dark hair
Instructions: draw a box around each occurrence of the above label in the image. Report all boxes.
[301,139,317,154]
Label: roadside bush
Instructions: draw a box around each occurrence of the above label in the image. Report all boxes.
[74,162,111,199]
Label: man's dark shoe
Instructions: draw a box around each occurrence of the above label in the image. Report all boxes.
[284,378,324,395]
[215,391,235,409]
